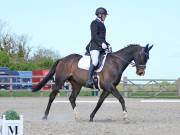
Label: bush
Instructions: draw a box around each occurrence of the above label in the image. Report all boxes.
[2,110,20,120]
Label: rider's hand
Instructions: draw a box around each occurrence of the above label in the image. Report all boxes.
[102,43,107,49]
[108,45,112,52]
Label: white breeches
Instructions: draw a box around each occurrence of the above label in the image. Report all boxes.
[90,50,100,66]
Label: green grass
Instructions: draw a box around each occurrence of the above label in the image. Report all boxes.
[0,90,48,97]
[0,88,95,97]
[128,91,178,98]
[0,86,179,98]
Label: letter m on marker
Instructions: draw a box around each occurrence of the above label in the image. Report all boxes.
[8,126,18,135]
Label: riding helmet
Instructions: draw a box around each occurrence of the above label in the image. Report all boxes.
[95,7,108,15]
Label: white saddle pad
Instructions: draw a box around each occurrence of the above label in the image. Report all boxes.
[78,54,108,72]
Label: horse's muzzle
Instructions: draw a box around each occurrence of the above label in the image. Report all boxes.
[136,68,145,76]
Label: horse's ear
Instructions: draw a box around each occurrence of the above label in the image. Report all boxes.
[144,43,149,52]
[146,43,149,47]
[148,45,153,51]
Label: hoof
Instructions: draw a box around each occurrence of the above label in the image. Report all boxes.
[123,117,127,121]
[89,114,94,122]
[74,115,80,121]
[123,118,130,124]
[123,111,128,119]
[74,107,80,120]
[42,116,47,120]
[89,119,93,122]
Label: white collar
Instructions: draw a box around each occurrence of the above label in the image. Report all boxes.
[96,17,104,23]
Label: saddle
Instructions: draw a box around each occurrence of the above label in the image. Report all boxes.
[78,51,108,72]
[78,51,109,90]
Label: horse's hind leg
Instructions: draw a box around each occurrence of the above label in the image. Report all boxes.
[90,91,110,122]
[43,84,60,120]
[69,81,82,120]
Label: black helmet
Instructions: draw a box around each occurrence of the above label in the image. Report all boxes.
[95,7,108,15]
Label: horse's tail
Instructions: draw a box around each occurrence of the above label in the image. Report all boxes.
[32,59,60,92]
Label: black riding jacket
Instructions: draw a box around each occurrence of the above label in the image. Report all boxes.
[86,18,109,52]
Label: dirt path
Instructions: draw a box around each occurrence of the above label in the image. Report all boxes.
[0,97,180,135]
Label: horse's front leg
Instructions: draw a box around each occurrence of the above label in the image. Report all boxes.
[111,87,128,120]
[69,83,81,120]
[90,90,110,122]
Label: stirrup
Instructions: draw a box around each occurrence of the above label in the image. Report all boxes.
[86,79,93,87]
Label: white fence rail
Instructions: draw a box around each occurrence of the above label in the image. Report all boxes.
[122,76,180,97]
[0,75,180,97]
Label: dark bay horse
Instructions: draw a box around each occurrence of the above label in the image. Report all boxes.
[32,44,153,121]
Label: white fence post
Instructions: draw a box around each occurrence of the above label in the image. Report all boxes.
[177,78,180,97]
[0,115,23,135]
[123,76,128,98]
[9,77,13,91]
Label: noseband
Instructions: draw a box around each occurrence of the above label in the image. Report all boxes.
[134,64,146,70]
[134,48,148,69]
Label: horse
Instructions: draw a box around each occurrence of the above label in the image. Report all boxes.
[32,43,153,121]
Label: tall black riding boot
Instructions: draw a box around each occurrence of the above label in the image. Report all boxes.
[86,64,95,87]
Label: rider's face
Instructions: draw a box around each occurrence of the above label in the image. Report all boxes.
[98,14,107,21]
[101,14,107,21]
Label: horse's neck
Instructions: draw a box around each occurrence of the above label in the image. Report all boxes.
[114,46,139,63]
[113,46,139,72]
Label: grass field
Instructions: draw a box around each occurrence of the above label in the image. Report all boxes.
[0,89,93,97]
[0,88,179,98]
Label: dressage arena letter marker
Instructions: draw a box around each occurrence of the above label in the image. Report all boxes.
[8,126,18,135]
[0,115,23,135]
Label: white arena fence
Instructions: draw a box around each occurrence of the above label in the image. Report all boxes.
[0,75,180,98]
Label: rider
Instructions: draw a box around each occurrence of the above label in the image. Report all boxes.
[85,7,111,87]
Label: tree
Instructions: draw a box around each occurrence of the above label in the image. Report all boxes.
[33,47,59,60]
[31,47,60,69]
[16,35,32,60]
[0,20,60,70]
[0,50,9,66]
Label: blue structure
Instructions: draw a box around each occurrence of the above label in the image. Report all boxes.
[0,67,18,75]
[0,67,18,89]
[17,71,32,89]
[0,67,32,89]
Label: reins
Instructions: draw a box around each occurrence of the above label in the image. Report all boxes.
[112,54,136,67]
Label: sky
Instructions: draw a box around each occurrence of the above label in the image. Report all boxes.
[0,0,179,79]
